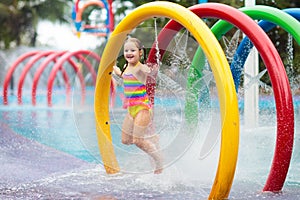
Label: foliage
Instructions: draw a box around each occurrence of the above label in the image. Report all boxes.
[1,0,299,50]
[0,0,72,49]
[114,0,300,88]
[1,0,300,81]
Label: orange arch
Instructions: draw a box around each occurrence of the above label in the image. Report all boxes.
[75,1,105,22]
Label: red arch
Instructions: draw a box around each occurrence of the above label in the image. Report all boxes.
[147,3,294,193]
[32,51,87,106]
[17,51,56,104]
[65,58,86,105]
[73,54,97,85]
[75,0,79,12]
[32,50,98,106]
[47,50,100,106]
[32,51,68,105]
[107,0,114,32]
[3,51,40,105]
[3,50,98,106]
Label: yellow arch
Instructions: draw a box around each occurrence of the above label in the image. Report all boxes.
[94,2,239,199]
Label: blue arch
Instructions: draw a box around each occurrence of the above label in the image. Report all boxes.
[72,0,110,35]
[231,8,300,90]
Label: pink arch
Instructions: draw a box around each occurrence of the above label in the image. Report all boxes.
[3,51,40,105]
[73,54,98,85]
[32,51,68,105]
[107,0,114,32]
[75,0,79,12]
[17,51,56,104]
[47,50,100,106]
[147,3,294,193]
[32,51,87,106]
[65,58,86,105]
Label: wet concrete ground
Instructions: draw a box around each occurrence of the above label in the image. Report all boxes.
[0,122,103,199]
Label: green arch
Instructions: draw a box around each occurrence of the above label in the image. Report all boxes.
[186,5,300,123]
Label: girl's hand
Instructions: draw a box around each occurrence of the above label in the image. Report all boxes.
[113,65,122,77]
[147,63,159,75]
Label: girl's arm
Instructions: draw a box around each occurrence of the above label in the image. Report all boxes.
[113,65,122,77]
[140,64,151,73]
[141,63,159,74]
[142,63,159,76]
[135,63,159,84]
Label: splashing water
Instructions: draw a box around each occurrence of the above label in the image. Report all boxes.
[222,30,241,62]
[154,18,161,66]
[285,33,300,94]
[169,30,191,70]
[243,68,272,93]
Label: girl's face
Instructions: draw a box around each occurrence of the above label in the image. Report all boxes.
[123,41,142,65]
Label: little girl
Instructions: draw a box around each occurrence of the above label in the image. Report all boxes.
[113,37,163,174]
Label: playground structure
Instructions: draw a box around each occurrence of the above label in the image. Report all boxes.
[94,2,300,200]
[72,0,114,38]
[2,0,115,107]
[1,1,300,199]
[2,50,100,106]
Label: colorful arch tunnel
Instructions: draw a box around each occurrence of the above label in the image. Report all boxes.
[230,8,300,90]
[147,3,297,193]
[94,2,239,200]
[2,50,100,106]
[94,1,299,200]
[72,0,114,37]
[185,4,300,192]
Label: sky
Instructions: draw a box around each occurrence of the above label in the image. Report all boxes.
[37,20,104,50]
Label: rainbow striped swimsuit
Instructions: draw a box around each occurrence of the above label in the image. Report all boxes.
[123,73,151,116]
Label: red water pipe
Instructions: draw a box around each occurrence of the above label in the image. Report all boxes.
[107,0,114,32]
[147,3,294,194]
[3,51,39,105]
[32,51,67,105]
[47,50,100,106]
[64,58,86,105]
[17,51,56,105]
[74,54,97,84]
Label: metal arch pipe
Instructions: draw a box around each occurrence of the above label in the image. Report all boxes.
[46,56,86,106]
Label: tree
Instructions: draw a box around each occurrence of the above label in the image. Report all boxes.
[0,0,72,49]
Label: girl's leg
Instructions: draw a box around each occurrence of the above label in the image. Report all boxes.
[133,110,163,174]
[146,122,160,149]
[121,113,134,145]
